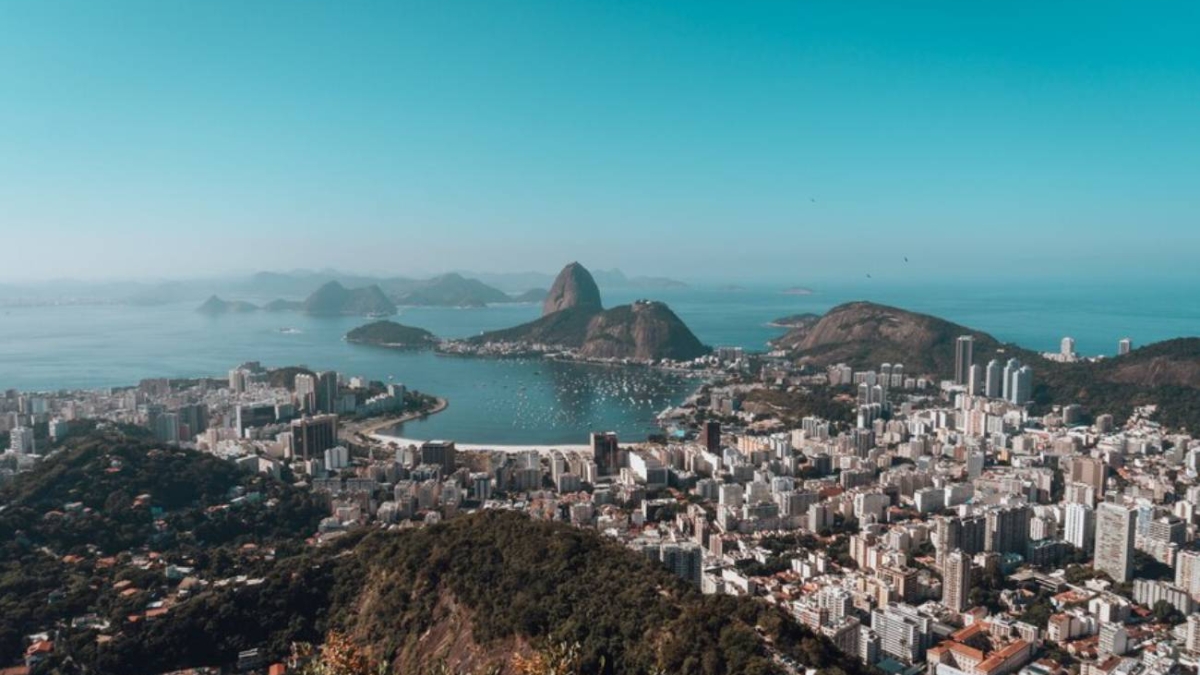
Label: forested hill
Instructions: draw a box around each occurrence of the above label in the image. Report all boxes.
[79,511,876,675]
[772,301,1200,431]
[0,427,326,666]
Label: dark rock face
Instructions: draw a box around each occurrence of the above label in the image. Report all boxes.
[542,262,603,316]
[579,301,709,361]
[471,262,708,360]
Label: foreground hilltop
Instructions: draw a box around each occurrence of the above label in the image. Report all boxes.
[88,509,865,675]
[772,301,1200,429]
[467,263,709,361]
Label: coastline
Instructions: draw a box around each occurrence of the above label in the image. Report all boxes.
[367,431,592,455]
[353,397,593,454]
[341,397,450,440]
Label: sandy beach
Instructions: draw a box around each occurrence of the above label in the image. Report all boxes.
[367,431,592,455]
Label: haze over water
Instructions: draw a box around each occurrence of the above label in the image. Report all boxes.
[1,279,1197,445]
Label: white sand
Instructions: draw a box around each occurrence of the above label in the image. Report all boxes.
[369,433,591,455]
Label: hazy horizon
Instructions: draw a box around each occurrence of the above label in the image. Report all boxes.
[3,2,1198,283]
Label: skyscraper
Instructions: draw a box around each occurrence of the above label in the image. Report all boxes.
[1064,502,1095,552]
[1061,336,1076,359]
[942,549,971,612]
[228,368,249,394]
[294,373,318,414]
[590,431,620,474]
[985,505,1031,555]
[1094,501,1136,582]
[954,336,974,386]
[968,364,984,396]
[871,603,932,664]
[1066,456,1107,495]
[1002,358,1021,401]
[316,370,339,414]
[700,420,721,453]
[9,426,34,454]
[420,440,458,473]
[985,359,1002,398]
[1011,366,1033,405]
[289,414,338,461]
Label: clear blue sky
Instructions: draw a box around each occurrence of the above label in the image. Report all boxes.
[1,1,1197,283]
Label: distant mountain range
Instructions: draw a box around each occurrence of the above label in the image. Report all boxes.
[198,281,398,317]
[0,267,686,308]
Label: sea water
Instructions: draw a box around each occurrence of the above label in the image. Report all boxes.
[1,279,1197,444]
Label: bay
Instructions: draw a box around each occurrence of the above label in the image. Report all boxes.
[1,279,1198,445]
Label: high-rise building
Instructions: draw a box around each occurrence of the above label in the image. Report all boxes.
[290,414,338,461]
[954,336,974,386]
[1098,622,1129,657]
[235,403,277,436]
[1064,502,1095,552]
[968,364,984,396]
[1066,456,1107,495]
[1118,338,1132,356]
[1094,501,1136,582]
[985,359,1002,398]
[316,371,339,414]
[985,505,1031,555]
[1184,614,1200,655]
[294,373,318,413]
[228,368,249,394]
[176,404,209,437]
[152,412,181,444]
[658,542,704,587]
[1061,337,1076,359]
[590,431,620,474]
[1010,366,1033,405]
[9,426,34,454]
[719,483,744,509]
[1002,358,1021,401]
[700,421,721,453]
[871,603,932,664]
[420,440,458,473]
[942,549,972,612]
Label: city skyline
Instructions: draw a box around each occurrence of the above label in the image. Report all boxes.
[2,1,1200,281]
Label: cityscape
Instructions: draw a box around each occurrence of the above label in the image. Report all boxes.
[3,2,1200,675]
[3,284,1199,675]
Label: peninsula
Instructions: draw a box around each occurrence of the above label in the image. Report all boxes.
[443,262,710,362]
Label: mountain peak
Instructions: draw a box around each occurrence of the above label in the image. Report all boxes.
[542,262,603,316]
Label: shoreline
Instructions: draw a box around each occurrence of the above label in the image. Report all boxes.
[342,397,450,439]
[367,431,591,455]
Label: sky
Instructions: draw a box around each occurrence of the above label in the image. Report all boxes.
[1,1,1198,284]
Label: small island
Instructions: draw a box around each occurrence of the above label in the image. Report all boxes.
[345,320,439,349]
[768,313,820,328]
[196,295,259,314]
[782,286,815,296]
